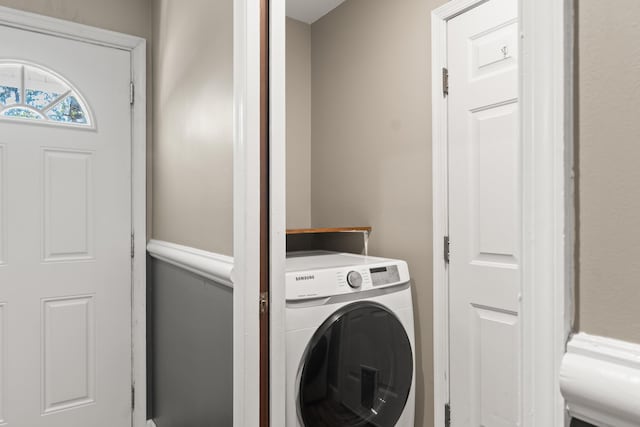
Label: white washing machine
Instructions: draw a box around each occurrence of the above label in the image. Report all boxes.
[285,251,415,427]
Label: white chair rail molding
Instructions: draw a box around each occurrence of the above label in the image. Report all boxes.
[560,333,640,427]
[146,239,234,287]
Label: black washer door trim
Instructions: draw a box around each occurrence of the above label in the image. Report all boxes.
[298,301,413,427]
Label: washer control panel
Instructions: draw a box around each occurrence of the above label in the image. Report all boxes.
[285,253,410,301]
[370,265,400,286]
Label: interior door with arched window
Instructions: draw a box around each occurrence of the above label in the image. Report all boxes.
[0,23,134,427]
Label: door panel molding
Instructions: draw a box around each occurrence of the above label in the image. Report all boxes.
[0,6,146,427]
[0,145,5,266]
[431,0,574,426]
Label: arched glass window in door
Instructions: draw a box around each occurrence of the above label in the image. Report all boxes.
[0,61,93,128]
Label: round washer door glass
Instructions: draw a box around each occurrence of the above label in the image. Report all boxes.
[299,302,413,427]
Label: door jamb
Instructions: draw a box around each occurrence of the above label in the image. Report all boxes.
[0,6,147,427]
[259,0,270,424]
[268,0,287,425]
[431,0,574,426]
[233,0,262,425]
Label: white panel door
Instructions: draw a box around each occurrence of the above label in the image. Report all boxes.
[0,24,132,426]
[447,0,521,426]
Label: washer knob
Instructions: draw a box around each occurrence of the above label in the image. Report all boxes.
[346,271,363,288]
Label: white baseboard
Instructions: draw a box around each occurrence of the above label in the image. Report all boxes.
[146,420,157,427]
[560,333,640,427]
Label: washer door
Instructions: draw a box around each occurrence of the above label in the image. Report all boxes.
[298,302,413,427]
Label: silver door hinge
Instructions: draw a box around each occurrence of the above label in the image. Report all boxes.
[131,233,135,258]
[129,82,135,105]
[259,292,268,314]
[445,403,451,427]
[442,67,449,97]
[444,236,450,264]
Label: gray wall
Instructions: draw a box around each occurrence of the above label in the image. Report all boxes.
[286,17,312,229]
[308,1,446,425]
[577,0,640,344]
[149,259,233,427]
[151,3,235,426]
[152,0,234,255]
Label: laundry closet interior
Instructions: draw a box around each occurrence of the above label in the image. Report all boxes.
[283,1,442,425]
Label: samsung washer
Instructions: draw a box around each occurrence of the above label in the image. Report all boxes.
[285,251,415,427]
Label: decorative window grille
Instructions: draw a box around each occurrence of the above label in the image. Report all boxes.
[0,61,93,128]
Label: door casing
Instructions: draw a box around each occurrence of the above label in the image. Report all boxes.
[267,0,287,426]
[233,0,262,425]
[233,0,287,425]
[0,6,147,427]
[431,0,574,426]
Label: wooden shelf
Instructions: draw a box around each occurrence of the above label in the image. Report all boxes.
[286,227,372,255]
[286,226,372,235]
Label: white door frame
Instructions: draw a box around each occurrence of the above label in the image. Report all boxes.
[431,0,574,426]
[269,0,287,425]
[0,7,147,427]
[233,0,261,425]
[233,0,287,424]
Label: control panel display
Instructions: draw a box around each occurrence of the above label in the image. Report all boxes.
[370,265,400,286]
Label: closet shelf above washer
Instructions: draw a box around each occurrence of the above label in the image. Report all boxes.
[286,227,372,255]
[286,226,371,235]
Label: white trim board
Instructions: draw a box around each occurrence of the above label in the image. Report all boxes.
[0,5,143,49]
[0,6,147,427]
[430,6,451,426]
[431,0,574,426]
[233,0,261,424]
[519,0,574,425]
[561,333,640,427]
[147,240,234,288]
[269,0,287,424]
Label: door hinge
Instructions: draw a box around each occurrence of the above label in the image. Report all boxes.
[445,403,451,427]
[131,386,135,409]
[131,233,135,258]
[259,292,268,314]
[129,81,135,105]
[442,67,449,97]
[444,235,450,264]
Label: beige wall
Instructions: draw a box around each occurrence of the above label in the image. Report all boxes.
[577,0,640,344]
[152,0,234,255]
[286,17,312,229]
[309,1,445,425]
[0,0,151,38]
